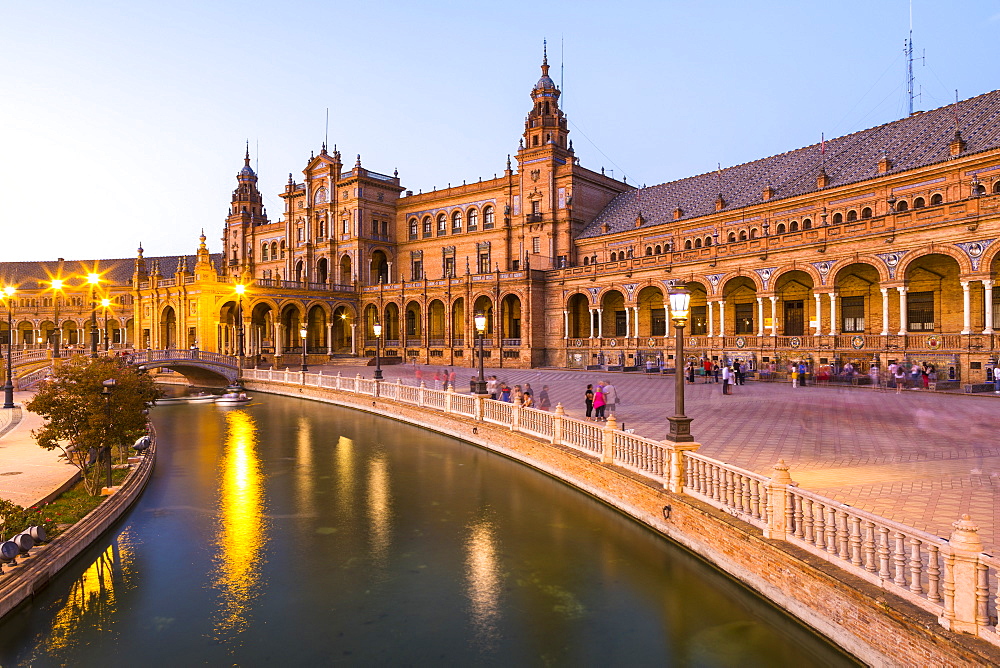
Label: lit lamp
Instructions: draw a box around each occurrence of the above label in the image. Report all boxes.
[234,284,246,358]
[87,273,100,358]
[474,311,488,395]
[101,379,116,488]
[100,298,111,351]
[3,286,16,409]
[666,288,694,442]
[50,279,64,358]
[299,323,308,372]
[373,321,383,380]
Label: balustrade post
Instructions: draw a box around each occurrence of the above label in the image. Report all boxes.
[551,403,564,445]
[445,386,453,413]
[763,459,795,540]
[474,394,484,422]
[511,404,521,432]
[336,371,342,390]
[661,440,700,493]
[418,381,426,407]
[602,414,617,464]
[939,515,986,634]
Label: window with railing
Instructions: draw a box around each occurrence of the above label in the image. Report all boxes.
[907,291,934,331]
[841,296,865,333]
[689,306,705,335]
[483,205,494,229]
[734,303,754,334]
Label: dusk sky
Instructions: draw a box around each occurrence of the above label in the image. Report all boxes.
[2,0,998,262]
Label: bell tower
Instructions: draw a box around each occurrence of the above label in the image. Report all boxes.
[520,42,570,155]
[223,145,269,277]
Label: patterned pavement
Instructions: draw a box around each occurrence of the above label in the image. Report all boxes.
[307,361,1000,552]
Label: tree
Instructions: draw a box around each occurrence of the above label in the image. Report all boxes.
[27,357,161,495]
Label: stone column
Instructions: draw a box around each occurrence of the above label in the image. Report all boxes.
[350,323,357,355]
[983,280,994,334]
[633,306,640,338]
[563,310,569,339]
[327,321,334,355]
[624,307,630,341]
[275,323,284,356]
[880,287,890,335]
[814,293,823,335]
[718,301,726,337]
[597,308,604,338]
[897,287,908,336]
[588,309,595,339]
[706,301,714,338]
[960,281,972,334]
[756,297,765,337]
[828,292,838,336]
[769,296,778,336]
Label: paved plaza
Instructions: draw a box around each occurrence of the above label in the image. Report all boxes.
[303,361,1000,553]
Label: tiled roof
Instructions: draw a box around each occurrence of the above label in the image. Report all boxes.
[581,89,1000,238]
[0,254,222,290]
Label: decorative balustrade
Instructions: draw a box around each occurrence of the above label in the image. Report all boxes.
[239,367,1000,646]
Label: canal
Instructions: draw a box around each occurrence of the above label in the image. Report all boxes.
[0,394,856,666]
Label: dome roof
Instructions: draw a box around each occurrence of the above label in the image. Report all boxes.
[240,163,255,177]
[535,74,556,91]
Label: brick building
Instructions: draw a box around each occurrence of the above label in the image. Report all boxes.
[4,52,1000,384]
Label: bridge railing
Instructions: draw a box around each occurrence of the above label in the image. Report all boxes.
[240,366,1000,647]
[129,349,238,367]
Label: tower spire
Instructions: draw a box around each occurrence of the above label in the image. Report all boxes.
[245,140,250,166]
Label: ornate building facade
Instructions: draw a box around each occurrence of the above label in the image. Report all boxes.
[4,53,1000,384]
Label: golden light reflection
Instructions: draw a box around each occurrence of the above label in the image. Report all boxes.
[296,416,314,508]
[366,455,392,564]
[44,529,136,654]
[213,409,266,638]
[465,518,502,648]
[335,435,355,507]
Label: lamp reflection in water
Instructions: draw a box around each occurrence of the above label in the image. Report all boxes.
[465,518,501,650]
[366,456,391,566]
[43,530,137,656]
[213,409,265,638]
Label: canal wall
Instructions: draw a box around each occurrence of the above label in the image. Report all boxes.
[0,441,156,621]
[245,374,1000,668]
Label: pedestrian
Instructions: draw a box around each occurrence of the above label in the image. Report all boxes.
[524,382,533,396]
[522,392,534,408]
[870,364,880,390]
[910,363,922,390]
[584,383,594,419]
[593,385,606,420]
[686,362,695,384]
[487,375,498,399]
[921,364,930,390]
[712,362,720,383]
[415,367,423,385]
[602,380,619,415]
[894,364,906,394]
[538,385,551,411]
[790,363,798,389]
[702,357,712,382]
[888,361,898,389]
[433,371,442,390]
[721,364,731,395]
[449,369,456,389]
[500,383,512,402]
[797,362,805,387]
[512,384,523,405]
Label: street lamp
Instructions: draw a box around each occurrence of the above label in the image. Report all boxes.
[50,279,64,358]
[101,379,116,489]
[87,273,100,358]
[3,286,16,409]
[234,284,246,358]
[373,321,383,380]
[474,311,488,395]
[299,323,308,372]
[666,287,694,442]
[100,298,111,351]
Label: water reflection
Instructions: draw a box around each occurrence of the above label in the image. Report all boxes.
[212,409,266,639]
[296,416,314,508]
[465,517,502,650]
[366,455,391,565]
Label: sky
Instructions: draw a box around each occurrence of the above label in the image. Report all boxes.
[2,0,998,262]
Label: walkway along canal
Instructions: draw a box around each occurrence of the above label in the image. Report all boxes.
[0,393,857,665]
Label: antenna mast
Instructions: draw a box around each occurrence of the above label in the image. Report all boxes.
[906,0,915,116]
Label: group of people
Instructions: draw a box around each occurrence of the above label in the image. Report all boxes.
[414,366,458,391]
[583,380,621,420]
[882,361,937,394]
[485,376,552,410]
[684,359,748,394]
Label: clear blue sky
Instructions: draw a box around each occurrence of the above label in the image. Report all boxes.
[2,0,997,262]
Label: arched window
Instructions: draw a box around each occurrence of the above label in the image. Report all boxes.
[776,223,786,234]
[913,197,925,208]
[409,218,418,239]
[727,232,737,243]
[861,207,872,219]
[583,256,590,266]
[645,247,653,256]
[993,182,1000,194]
[422,216,432,237]
[846,210,857,222]
[705,236,713,246]
[789,221,799,232]
[895,200,909,212]
[833,212,843,224]
[483,205,495,229]
[610,252,618,262]
[803,218,812,229]
[749,228,757,239]
[271,241,278,259]
[261,243,269,261]
[739,230,747,241]
[684,240,693,250]
[467,208,478,230]
[694,238,702,248]
[654,245,662,254]
[974,184,987,196]
[930,193,943,205]
[318,219,326,238]
[452,210,463,232]
[280,240,286,258]
[437,214,447,234]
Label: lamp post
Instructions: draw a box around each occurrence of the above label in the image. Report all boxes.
[50,279,64,358]
[3,287,16,409]
[299,323,308,372]
[234,284,246,358]
[373,321,383,380]
[101,379,116,489]
[87,273,100,358]
[666,288,694,442]
[474,311,488,395]
[100,298,111,351]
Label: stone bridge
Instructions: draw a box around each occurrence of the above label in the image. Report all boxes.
[128,349,240,386]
